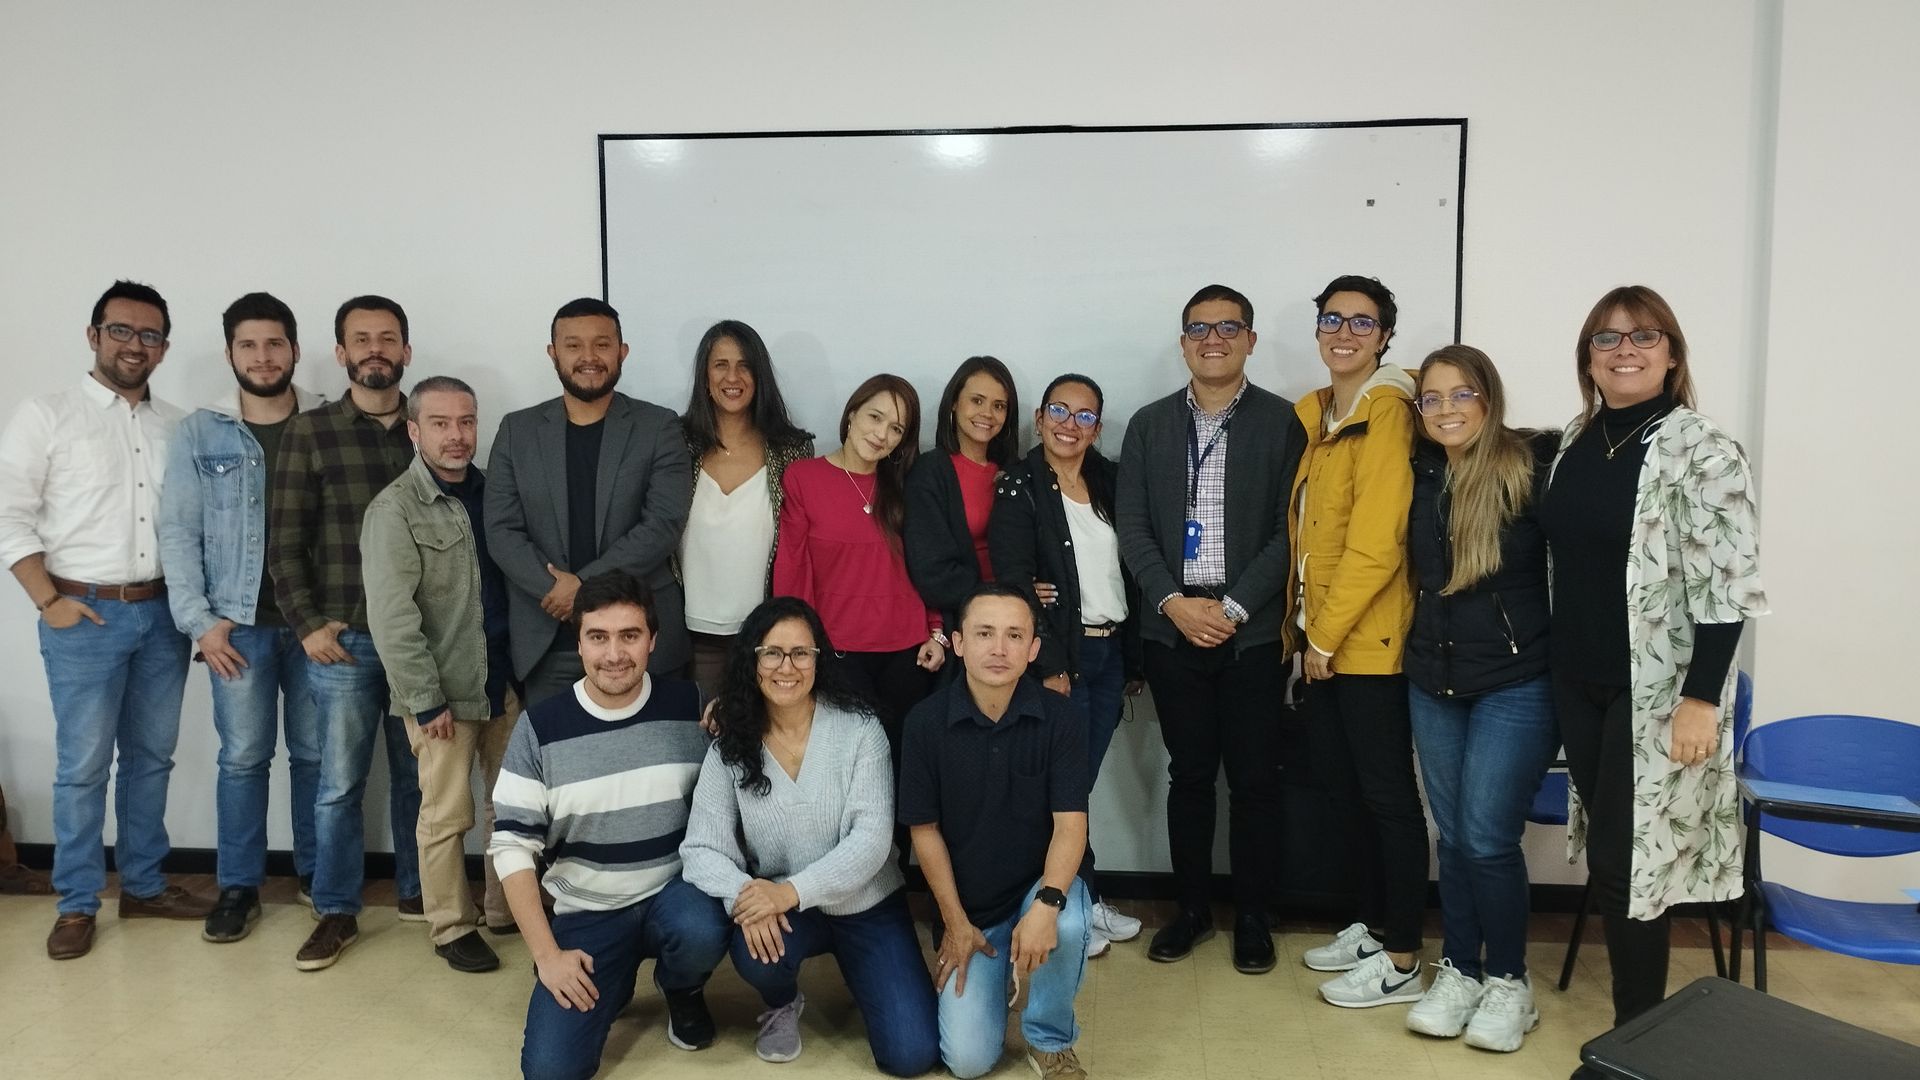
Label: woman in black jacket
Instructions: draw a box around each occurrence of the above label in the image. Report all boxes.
[904,356,1019,635]
[1400,345,1559,1054]
[988,372,1145,958]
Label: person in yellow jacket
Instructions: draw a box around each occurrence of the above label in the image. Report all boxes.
[1288,275,1432,1011]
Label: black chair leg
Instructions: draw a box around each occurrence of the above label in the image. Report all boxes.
[1707,902,1727,978]
[1559,877,1593,992]
[1751,891,1769,993]
[1729,895,1745,985]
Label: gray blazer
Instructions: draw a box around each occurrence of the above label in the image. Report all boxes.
[484,393,694,678]
[1115,382,1307,653]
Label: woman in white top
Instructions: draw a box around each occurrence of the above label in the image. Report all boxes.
[679,597,939,1074]
[988,372,1145,958]
[679,320,814,697]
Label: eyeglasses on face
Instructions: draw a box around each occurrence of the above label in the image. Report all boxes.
[1316,313,1379,337]
[1589,328,1665,351]
[1043,401,1100,429]
[1415,388,1484,416]
[1183,319,1248,341]
[753,645,820,670]
[98,323,166,348]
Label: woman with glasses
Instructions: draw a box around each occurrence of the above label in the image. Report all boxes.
[1540,286,1766,1033]
[680,597,939,1074]
[773,374,944,739]
[679,320,815,697]
[905,356,1019,634]
[1290,274,1432,1010]
[1400,346,1559,1052]
[988,372,1146,959]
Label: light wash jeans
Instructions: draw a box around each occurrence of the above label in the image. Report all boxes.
[939,878,1091,1079]
[307,628,421,914]
[208,622,320,889]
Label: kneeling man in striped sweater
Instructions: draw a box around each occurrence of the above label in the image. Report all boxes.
[489,570,731,1080]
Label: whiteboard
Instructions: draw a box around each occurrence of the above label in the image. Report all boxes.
[601,121,1466,443]
[602,122,1467,876]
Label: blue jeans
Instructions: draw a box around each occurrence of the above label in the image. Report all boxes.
[939,878,1090,1079]
[729,890,938,1077]
[521,875,731,1080]
[1069,633,1126,898]
[1408,675,1558,979]
[37,595,190,915]
[308,629,421,914]
[209,623,320,888]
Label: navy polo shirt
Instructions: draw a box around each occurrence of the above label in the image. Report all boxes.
[897,675,1089,928]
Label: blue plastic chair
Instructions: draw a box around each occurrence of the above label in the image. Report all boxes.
[1728,714,1920,992]
[1539,670,1753,992]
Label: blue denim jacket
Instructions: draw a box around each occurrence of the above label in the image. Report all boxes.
[159,386,322,641]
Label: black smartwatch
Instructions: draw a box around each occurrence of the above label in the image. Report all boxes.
[1033,886,1067,910]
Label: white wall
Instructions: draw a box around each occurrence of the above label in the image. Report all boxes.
[1,1,1907,893]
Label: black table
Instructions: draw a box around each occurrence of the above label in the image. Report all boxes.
[1580,976,1920,1079]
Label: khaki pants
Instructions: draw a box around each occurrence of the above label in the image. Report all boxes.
[404,691,519,946]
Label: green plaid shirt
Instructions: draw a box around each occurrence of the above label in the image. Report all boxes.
[268,392,416,637]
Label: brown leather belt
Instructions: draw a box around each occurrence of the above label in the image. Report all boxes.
[50,576,167,602]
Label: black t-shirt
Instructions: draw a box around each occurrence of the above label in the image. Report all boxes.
[558,418,606,652]
[897,676,1088,929]
[245,416,291,627]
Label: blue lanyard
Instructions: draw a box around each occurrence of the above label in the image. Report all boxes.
[1187,409,1232,512]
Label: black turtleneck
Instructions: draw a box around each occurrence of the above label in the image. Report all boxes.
[1539,393,1740,702]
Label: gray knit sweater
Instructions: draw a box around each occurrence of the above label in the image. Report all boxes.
[679,701,903,916]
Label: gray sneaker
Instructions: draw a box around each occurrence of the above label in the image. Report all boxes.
[756,990,805,1063]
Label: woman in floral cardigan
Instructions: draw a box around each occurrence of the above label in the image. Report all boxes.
[1538,285,1768,1030]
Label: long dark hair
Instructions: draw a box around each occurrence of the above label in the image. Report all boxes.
[712,597,876,797]
[837,374,921,552]
[682,320,814,456]
[1038,372,1117,526]
[933,355,1020,469]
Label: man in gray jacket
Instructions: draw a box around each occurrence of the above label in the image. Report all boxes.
[363,376,518,974]
[484,298,693,706]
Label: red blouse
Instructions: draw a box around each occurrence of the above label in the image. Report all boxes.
[772,456,938,653]
[951,452,998,580]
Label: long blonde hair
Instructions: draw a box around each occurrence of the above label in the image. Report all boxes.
[1418,345,1536,594]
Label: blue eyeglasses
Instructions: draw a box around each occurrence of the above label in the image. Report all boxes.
[1316,312,1380,337]
[1044,402,1100,429]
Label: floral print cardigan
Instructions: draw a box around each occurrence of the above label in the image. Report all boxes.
[1551,405,1770,920]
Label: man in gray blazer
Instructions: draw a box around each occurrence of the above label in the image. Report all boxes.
[484,298,693,707]
[1115,283,1307,976]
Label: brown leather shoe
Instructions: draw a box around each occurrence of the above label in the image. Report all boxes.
[118,884,217,920]
[47,913,96,960]
[295,914,359,971]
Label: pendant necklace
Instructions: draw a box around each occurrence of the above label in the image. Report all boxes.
[1600,410,1665,460]
[835,453,873,514]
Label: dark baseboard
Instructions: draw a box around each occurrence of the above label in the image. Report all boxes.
[14,844,1593,913]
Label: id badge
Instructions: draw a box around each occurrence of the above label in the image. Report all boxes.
[1183,519,1203,560]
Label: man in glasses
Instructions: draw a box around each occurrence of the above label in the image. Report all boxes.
[0,280,210,960]
[158,292,325,945]
[490,570,729,1076]
[1115,283,1307,974]
[363,376,520,974]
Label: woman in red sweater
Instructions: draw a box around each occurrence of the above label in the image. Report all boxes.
[774,374,946,738]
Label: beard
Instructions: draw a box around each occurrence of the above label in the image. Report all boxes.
[555,359,620,403]
[235,365,296,399]
[94,354,152,391]
[348,355,403,390]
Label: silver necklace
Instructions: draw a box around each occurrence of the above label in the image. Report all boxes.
[834,454,873,514]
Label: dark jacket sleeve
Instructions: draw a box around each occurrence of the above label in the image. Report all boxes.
[1116,404,1180,611]
[987,467,1068,680]
[903,452,980,617]
[1222,409,1309,617]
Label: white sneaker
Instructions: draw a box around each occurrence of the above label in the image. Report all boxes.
[1090,901,1142,942]
[1302,921,1385,972]
[1406,958,1485,1037]
[1464,973,1538,1052]
[1319,950,1424,1009]
[1085,929,1111,959]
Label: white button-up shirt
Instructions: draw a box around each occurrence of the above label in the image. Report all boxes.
[0,374,184,584]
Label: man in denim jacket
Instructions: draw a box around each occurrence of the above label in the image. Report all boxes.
[362,376,519,974]
[159,292,324,943]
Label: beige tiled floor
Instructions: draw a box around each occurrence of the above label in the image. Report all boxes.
[2,890,1916,1079]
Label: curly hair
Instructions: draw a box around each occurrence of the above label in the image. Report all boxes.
[711,597,878,797]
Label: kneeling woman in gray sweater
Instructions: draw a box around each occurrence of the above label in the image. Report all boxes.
[680,597,939,1075]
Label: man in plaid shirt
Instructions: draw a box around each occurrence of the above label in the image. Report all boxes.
[267,295,425,971]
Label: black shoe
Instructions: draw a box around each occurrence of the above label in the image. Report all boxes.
[434,930,501,973]
[486,919,521,937]
[1232,912,1276,974]
[202,887,262,943]
[662,985,716,1050]
[1147,908,1215,963]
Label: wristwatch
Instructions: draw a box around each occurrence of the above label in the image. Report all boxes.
[1033,886,1067,910]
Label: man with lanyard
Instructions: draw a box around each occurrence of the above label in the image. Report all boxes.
[1116,283,1307,974]
[158,291,324,943]
[0,280,211,959]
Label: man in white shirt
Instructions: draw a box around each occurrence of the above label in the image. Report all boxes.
[0,280,212,961]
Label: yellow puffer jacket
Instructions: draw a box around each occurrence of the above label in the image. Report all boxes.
[1287,364,1417,675]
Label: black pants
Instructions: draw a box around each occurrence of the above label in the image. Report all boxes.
[1144,638,1284,914]
[1306,672,1429,954]
[841,647,934,871]
[1554,674,1670,1026]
